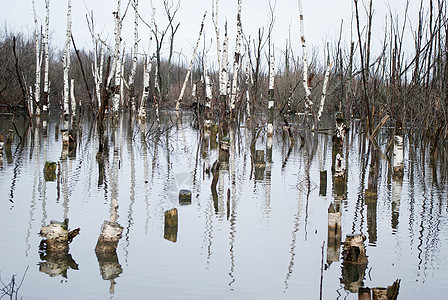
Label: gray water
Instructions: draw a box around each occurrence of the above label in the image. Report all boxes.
[0,112,447,299]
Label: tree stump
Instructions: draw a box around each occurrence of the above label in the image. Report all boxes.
[179,189,192,205]
[39,220,70,253]
[342,234,368,264]
[95,221,123,253]
[165,208,178,227]
[44,161,57,181]
[358,287,371,300]
[164,208,178,242]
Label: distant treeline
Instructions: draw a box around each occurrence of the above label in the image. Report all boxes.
[1,0,447,142]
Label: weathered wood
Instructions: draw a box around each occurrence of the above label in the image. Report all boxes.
[38,252,78,278]
[372,288,388,300]
[39,219,79,253]
[95,221,123,253]
[342,234,368,264]
[179,189,192,205]
[358,287,371,300]
[95,250,123,294]
[164,225,178,243]
[44,161,57,181]
[164,208,178,227]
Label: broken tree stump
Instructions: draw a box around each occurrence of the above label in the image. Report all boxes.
[44,161,57,181]
[95,221,123,253]
[39,219,79,253]
[358,287,371,300]
[342,234,368,264]
[95,199,123,253]
[164,208,178,243]
[165,208,178,227]
[179,189,192,205]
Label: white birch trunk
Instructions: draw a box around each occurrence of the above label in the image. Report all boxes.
[70,78,76,119]
[32,0,42,116]
[43,0,50,112]
[212,0,222,88]
[316,62,332,122]
[229,0,243,115]
[267,49,275,136]
[220,24,229,97]
[138,53,152,119]
[119,44,125,109]
[62,0,72,117]
[109,0,122,115]
[298,0,313,110]
[129,0,139,112]
[154,62,160,126]
[204,53,212,128]
[176,11,207,110]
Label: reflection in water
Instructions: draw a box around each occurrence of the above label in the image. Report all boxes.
[1,112,448,299]
[95,250,123,294]
[39,251,79,278]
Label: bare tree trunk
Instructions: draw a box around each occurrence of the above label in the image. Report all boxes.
[317,62,333,123]
[13,36,31,117]
[245,47,251,119]
[298,0,313,110]
[229,0,243,118]
[32,0,42,116]
[109,0,123,115]
[70,78,76,121]
[42,0,50,113]
[176,11,207,110]
[62,0,72,118]
[267,48,275,136]
[212,0,222,87]
[129,0,139,112]
[138,42,152,119]
[204,52,212,129]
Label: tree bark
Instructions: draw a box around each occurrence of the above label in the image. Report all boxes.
[62,0,72,118]
[176,11,207,110]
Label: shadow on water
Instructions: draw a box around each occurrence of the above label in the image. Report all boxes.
[0,111,447,299]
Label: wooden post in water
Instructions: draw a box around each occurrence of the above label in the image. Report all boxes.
[341,234,368,293]
[358,279,400,300]
[39,219,79,253]
[179,189,192,205]
[44,161,57,181]
[333,112,347,197]
[164,208,178,243]
[95,199,123,253]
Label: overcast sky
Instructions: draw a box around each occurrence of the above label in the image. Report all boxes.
[1,0,421,68]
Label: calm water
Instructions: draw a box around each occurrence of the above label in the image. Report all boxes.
[0,112,447,299]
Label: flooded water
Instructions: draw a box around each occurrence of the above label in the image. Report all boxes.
[0,111,447,299]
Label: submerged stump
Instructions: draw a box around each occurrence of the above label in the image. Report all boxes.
[95,221,124,253]
[164,208,178,243]
[179,189,192,205]
[44,161,57,181]
[39,219,79,253]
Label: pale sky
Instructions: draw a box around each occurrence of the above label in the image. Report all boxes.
[1,0,421,69]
